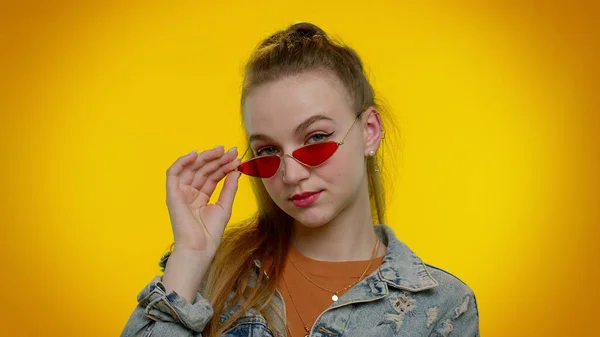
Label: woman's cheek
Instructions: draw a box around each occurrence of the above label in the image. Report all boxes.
[329,152,359,183]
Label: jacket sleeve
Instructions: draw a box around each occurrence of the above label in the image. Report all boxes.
[431,289,480,337]
[120,276,214,337]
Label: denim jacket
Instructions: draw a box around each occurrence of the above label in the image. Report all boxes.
[121,224,480,336]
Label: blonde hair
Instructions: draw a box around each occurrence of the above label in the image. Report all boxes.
[164,22,400,336]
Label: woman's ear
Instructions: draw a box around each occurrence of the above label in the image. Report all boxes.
[362,107,383,156]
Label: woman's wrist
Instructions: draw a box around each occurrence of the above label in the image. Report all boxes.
[161,248,211,303]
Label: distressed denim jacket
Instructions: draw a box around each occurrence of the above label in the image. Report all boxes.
[121,224,480,336]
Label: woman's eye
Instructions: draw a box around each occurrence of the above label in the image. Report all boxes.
[256,146,278,156]
[306,132,334,144]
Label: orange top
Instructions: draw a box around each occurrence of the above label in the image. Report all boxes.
[276,245,385,337]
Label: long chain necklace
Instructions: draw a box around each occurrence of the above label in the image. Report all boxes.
[288,237,380,302]
[282,275,311,337]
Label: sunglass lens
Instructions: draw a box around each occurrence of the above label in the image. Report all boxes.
[237,156,280,178]
[293,142,339,166]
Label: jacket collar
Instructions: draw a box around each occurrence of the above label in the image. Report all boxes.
[253,224,438,291]
[252,224,438,308]
[326,224,438,309]
[374,224,439,291]
[247,224,439,335]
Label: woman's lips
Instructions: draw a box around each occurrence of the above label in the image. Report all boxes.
[290,191,322,207]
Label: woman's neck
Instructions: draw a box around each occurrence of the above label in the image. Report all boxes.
[290,187,386,262]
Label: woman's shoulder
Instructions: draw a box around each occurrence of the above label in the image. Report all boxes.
[376,224,477,308]
[422,263,476,302]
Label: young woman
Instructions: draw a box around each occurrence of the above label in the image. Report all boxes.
[121,22,479,337]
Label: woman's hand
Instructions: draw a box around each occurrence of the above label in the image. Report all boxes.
[165,146,241,257]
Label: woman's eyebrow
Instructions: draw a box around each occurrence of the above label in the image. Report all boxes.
[248,113,334,143]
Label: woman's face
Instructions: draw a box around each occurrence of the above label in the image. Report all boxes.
[242,69,371,228]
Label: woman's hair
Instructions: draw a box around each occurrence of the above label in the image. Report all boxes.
[163,22,400,336]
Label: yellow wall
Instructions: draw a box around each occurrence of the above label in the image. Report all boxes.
[1,1,598,336]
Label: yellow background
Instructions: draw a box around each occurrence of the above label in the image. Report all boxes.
[1,1,598,336]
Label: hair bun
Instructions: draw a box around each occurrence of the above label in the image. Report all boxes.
[288,22,326,39]
[257,22,328,49]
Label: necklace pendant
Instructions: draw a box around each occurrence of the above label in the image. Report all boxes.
[332,294,339,301]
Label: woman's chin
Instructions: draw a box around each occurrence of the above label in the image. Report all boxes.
[276,193,339,228]
[290,210,334,229]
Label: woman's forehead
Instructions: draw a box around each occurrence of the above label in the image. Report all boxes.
[245,113,337,145]
[242,72,353,134]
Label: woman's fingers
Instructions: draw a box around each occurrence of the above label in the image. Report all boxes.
[166,150,199,197]
[178,146,226,186]
[166,146,241,207]
[216,169,242,215]
[186,146,228,172]
[198,157,241,197]
[190,147,238,190]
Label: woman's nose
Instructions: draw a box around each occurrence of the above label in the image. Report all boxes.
[280,155,310,184]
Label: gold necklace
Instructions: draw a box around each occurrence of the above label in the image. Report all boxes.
[282,275,311,337]
[288,237,380,302]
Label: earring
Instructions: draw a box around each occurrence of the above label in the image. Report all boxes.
[368,150,380,172]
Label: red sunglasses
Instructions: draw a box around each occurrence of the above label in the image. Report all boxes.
[236,112,364,178]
